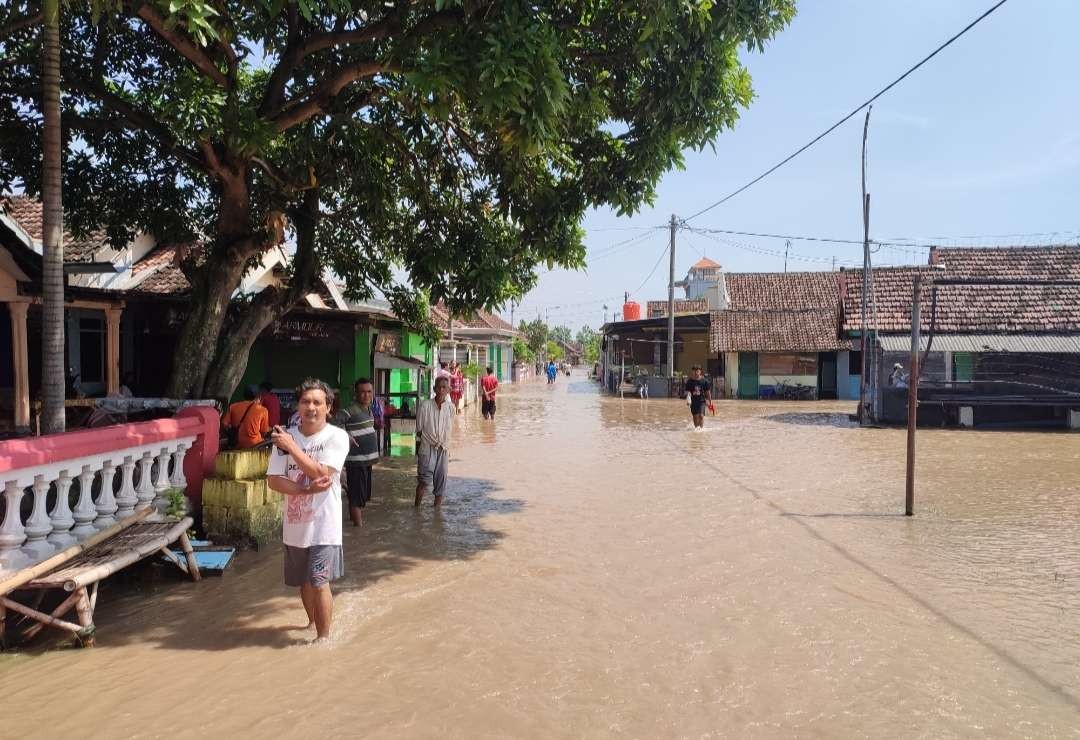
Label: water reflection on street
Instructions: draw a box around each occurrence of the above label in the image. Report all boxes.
[3,373,1079,738]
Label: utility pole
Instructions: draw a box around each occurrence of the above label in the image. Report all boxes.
[667,214,677,396]
[784,240,790,273]
[509,300,515,332]
[832,256,836,271]
[859,107,873,425]
[905,274,922,516]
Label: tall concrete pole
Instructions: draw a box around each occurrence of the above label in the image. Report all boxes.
[859,107,872,424]
[905,274,922,516]
[667,214,677,395]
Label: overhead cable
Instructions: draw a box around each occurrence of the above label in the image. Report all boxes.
[681,0,1012,222]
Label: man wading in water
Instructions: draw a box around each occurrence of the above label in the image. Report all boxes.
[268,378,349,643]
[339,378,380,527]
[415,376,454,508]
[684,365,712,429]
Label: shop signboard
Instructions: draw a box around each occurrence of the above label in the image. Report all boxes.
[375,331,401,356]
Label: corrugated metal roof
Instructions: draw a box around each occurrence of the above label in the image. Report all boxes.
[877,334,1080,353]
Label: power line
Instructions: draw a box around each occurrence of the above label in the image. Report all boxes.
[587,227,665,260]
[690,226,930,249]
[883,230,1080,243]
[682,0,1012,222]
[689,229,863,266]
[631,244,670,296]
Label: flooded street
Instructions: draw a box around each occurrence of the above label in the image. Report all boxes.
[3,374,1080,738]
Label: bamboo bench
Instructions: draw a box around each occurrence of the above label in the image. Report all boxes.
[0,508,200,647]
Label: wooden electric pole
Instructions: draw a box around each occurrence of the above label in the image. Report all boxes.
[859,107,873,425]
[667,214,677,396]
[905,274,922,516]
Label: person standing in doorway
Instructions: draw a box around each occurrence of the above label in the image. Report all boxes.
[267,379,350,643]
[415,376,455,507]
[259,381,281,428]
[450,362,465,414]
[684,365,711,429]
[339,378,380,527]
[481,366,499,420]
[889,362,909,388]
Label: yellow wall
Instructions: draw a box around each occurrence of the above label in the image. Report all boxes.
[675,331,711,372]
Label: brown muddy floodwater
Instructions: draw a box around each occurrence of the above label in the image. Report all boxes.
[3,374,1080,738]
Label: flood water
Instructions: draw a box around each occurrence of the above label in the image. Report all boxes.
[3,374,1080,738]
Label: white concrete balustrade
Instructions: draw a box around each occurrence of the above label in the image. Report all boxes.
[0,436,194,574]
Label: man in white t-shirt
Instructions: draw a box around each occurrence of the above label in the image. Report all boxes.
[267,378,349,642]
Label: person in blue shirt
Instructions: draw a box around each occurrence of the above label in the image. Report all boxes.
[546,360,558,384]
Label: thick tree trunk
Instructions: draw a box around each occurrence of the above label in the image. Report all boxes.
[40,0,65,434]
[200,188,322,401]
[164,171,255,399]
[202,299,279,401]
[165,259,247,399]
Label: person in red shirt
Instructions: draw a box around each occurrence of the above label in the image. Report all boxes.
[259,380,281,427]
[480,366,499,420]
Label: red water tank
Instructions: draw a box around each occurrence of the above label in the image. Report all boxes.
[622,301,641,321]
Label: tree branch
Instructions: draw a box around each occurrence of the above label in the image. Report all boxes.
[134,3,229,88]
[269,61,390,132]
[381,126,435,216]
[62,111,127,135]
[259,13,396,117]
[259,5,474,120]
[251,155,314,193]
[279,188,322,310]
[0,11,41,39]
[67,74,207,173]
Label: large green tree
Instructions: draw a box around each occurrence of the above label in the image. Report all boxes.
[518,317,548,358]
[0,0,794,399]
[576,324,599,363]
[548,324,572,344]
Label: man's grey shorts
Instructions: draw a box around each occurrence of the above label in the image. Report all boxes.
[416,445,448,497]
[283,544,343,588]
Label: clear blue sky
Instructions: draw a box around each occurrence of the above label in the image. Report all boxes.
[509,0,1080,331]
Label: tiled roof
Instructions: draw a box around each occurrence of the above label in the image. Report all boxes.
[132,265,190,295]
[132,245,178,275]
[725,271,841,310]
[4,197,42,239]
[930,245,1080,280]
[129,245,191,295]
[430,302,515,333]
[691,257,721,269]
[1,196,111,263]
[646,299,708,317]
[841,247,1080,333]
[710,309,850,353]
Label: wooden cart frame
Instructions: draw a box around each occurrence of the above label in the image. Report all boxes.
[0,509,200,647]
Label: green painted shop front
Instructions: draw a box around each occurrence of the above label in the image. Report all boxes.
[234,316,432,413]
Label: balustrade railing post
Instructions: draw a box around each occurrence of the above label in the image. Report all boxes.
[94,460,119,529]
[152,447,171,513]
[170,444,189,490]
[22,474,56,560]
[48,470,77,548]
[135,451,156,511]
[0,480,29,571]
[115,456,138,519]
[71,466,98,539]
